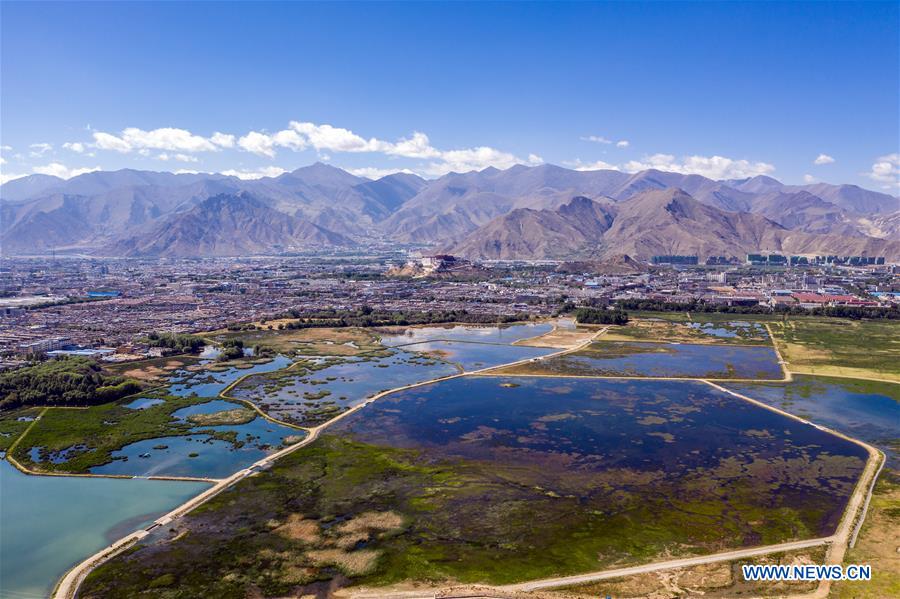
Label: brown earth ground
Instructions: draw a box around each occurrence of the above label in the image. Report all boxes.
[345,549,824,599]
[513,326,596,349]
[545,548,823,598]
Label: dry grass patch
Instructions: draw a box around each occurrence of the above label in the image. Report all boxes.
[306,548,380,576]
[274,514,321,544]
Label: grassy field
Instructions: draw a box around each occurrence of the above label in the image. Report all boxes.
[9,393,242,473]
[0,407,43,452]
[768,318,900,381]
[211,326,384,357]
[599,318,771,345]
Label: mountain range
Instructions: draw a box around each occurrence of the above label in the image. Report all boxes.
[2,163,897,260]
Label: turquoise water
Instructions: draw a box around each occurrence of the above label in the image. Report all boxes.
[378,322,552,346]
[726,376,900,465]
[89,400,304,478]
[0,460,208,599]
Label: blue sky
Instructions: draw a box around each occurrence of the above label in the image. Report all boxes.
[1,1,898,190]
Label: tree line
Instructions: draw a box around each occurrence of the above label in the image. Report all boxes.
[614,299,900,320]
[0,357,141,411]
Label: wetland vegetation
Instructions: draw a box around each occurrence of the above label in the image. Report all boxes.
[81,377,867,597]
[496,340,784,379]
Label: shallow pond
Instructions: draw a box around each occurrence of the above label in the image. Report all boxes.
[168,355,293,397]
[518,341,783,379]
[726,376,900,465]
[0,459,208,599]
[686,320,768,340]
[90,400,304,478]
[334,376,867,541]
[401,340,554,371]
[378,322,553,347]
[231,350,458,426]
[123,396,165,410]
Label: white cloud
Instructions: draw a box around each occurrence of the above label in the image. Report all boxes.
[814,153,835,165]
[29,142,53,157]
[622,153,775,179]
[616,140,630,148]
[51,120,544,179]
[384,131,441,159]
[32,162,101,179]
[92,131,134,152]
[219,166,287,180]
[210,132,235,148]
[93,127,220,153]
[569,159,620,172]
[157,153,199,163]
[582,135,613,144]
[803,174,817,183]
[865,153,900,189]
[423,147,542,177]
[63,142,85,153]
[347,166,417,179]
[0,145,12,151]
[237,131,278,158]
[289,121,386,153]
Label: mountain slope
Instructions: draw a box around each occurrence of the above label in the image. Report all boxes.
[106,193,352,257]
[448,189,900,261]
[2,163,897,256]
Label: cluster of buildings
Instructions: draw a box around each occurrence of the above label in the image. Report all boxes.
[0,252,896,367]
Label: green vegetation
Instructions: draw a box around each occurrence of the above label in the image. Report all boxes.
[215,327,383,357]
[574,307,629,325]
[81,431,850,597]
[0,407,43,451]
[769,318,900,381]
[275,307,533,329]
[616,298,900,320]
[218,338,245,361]
[601,317,771,345]
[146,332,205,354]
[0,357,141,410]
[10,393,245,473]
